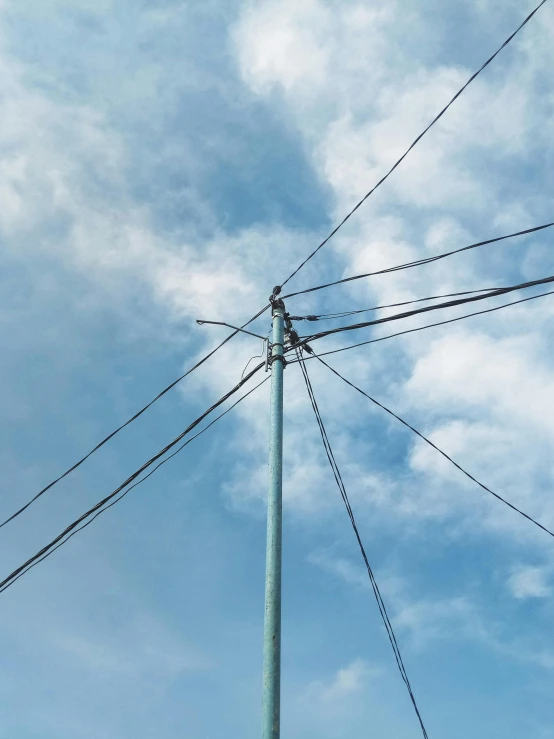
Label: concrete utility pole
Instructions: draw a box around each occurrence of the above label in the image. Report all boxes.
[262,298,285,739]
[198,299,287,738]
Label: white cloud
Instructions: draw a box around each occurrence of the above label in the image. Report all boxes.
[308,549,369,589]
[3,3,554,732]
[348,570,554,671]
[2,0,552,541]
[234,0,332,96]
[2,0,554,609]
[302,658,375,705]
[0,0,549,549]
[0,10,314,334]
[507,565,551,600]
[405,330,554,435]
[394,594,482,649]
[230,0,554,558]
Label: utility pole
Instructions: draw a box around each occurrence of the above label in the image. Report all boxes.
[262,297,285,739]
[198,299,287,738]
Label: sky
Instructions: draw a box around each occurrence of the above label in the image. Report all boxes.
[1,0,554,736]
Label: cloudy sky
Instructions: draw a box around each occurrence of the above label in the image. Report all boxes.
[1,0,554,736]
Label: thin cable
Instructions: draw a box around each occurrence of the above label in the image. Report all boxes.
[241,339,268,380]
[289,285,502,321]
[282,222,554,299]
[0,303,270,530]
[278,2,548,291]
[0,360,266,594]
[285,288,554,363]
[296,350,429,738]
[315,354,554,541]
[1,375,270,593]
[298,273,554,345]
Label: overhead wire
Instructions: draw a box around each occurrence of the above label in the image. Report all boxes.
[285,287,554,362]
[6,0,549,532]
[288,285,503,322]
[241,336,270,380]
[277,1,548,291]
[1,374,270,594]
[314,353,554,541]
[296,273,554,345]
[282,222,554,299]
[295,349,429,739]
[0,303,270,531]
[0,360,267,594]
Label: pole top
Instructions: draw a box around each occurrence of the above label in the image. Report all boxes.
[270,298,285,314]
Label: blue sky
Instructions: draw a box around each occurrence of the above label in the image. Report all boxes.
[1,0,554,736]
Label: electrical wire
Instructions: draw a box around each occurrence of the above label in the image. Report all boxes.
[0,360,266,594]
[297,273,554,345]
[0,303,270,531]
[296,349,429,738]
[277,1,548,292]
[288,285,502,322]
[241,338,269,380]
[281,222,554,299]
[314,353,554,541]
[0,375,270,594]
[285,287,554,363]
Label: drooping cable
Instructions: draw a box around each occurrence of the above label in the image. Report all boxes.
[282,222,554,299]
[0,360,267,594]
[241,335,270,380]
[1,375,270,594]
[296,349,429,738]
[288,285,502,322]
[285,287,554,363]
[297,273,554,345]
[277,1,548,291]
[0,303,270,531]
[314,354,554,541]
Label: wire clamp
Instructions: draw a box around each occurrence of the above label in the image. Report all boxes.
[268,342,287,368]
[269,287,283,306]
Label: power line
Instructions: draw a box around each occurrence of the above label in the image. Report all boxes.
[0,360,267,595]
[0,303,270,531]
[297,273,554,345]
[282,222,554,299]
[315,354,554,541]
[288,285,503,322]
[277,1,548,292]
[1,375,269,594]
[241,336,270,380]
[296,349,429,739]
[285,288,554,362]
